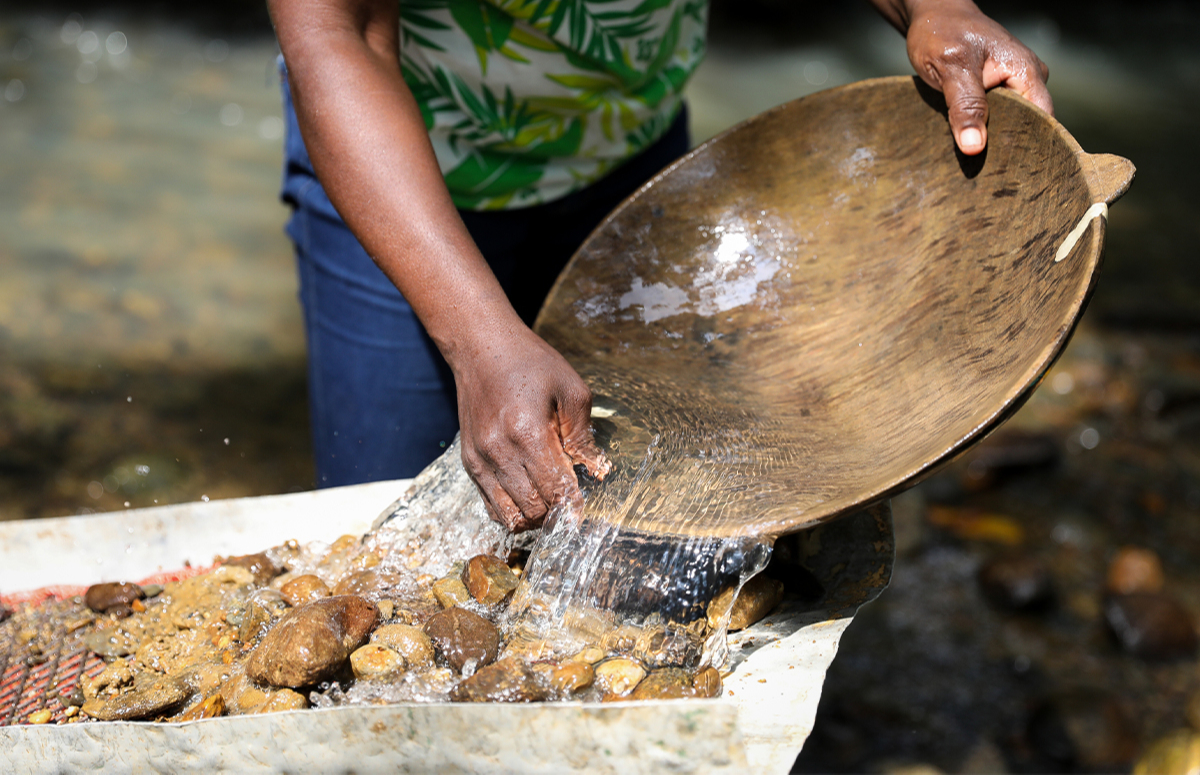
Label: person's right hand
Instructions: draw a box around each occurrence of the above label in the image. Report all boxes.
[452,326,611,532]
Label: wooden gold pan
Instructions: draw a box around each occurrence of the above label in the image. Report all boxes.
[535,76,1134,540]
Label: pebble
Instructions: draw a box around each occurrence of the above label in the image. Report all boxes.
[279,575,330,607]
[569,646,607,665]
[423,607,500,672]
[373,624,435,669]
[218,552,279,586]
[83,627,139,658]
[1026,689,1139,772]
[432,577,472,609]
[532,661,594,695]
[84,581,144,614]
[377,600,395,620]
[82,675,190,721]
[461,554,519,605]
[256,688,307,713]
[728,575,786,631]
[630,668,697,700]
[1134,729,1200,775]
[238,591,289,645]
[594,657,647,697]
[246,595,379,688]
[977,553,1054,611]
[350,644,405,680]
[1104,592,1198,660]
[450,657,548,702]
[1106,546,1165,595]
[693,666,722,698]
[141,584,164,598]
[601,625,642,654]
[333,570,392,597]
[172,692,226,721]
[26,709,52,724]
[634,625,702,668]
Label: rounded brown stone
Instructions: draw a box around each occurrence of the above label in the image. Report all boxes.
[450,657,548,703]
[693,666,722,698]
[373,624,435,669]
[1104,592,1198,660]
[84,582,144,614]
[728,575,786,631]
[279,575,330,607]
[461,554,520,605]
[630,668,697,700]
[217,552,279,586]
[350,644,405,680]
[246,595,379,688]
[594,658,646,697]
[423,607,500,672]
[1106,546,1165,596]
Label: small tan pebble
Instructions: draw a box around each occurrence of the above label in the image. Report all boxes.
[706,586,737,630]
[461,555,520,605]
[601,626,642,655]
[217,634,233,649]
[535,661,594,695]
[629,668,696,700]
[351,551,382,570]
[172,693,226,722]
[432,577,472,609]
[255,688,307,714]
[568,647,606,665]
[758,678,767,683]
[141,584,163,598]
[416,574,436,586]
[351,644,406,680]
[131,599,146,613]
[333,570,384,597]
[450,657,548,703]
[693,666,722,698]
[593,658,646,697]
[330,535,360,554]
[27,709,52,724]
[1107,546,1165,596]
[373,624,436,668]
[279,575,330,607]
[377,600,395,620]
[727,575,785,631]
[63,706,79,718]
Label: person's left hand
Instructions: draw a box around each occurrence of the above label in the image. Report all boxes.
[902,0,1053,155]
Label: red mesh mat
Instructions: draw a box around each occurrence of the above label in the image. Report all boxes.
[0,565,214,727]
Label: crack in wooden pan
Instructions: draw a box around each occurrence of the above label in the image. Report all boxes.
[535,76,1134,540]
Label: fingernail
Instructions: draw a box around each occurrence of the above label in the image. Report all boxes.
[960,128,983,150]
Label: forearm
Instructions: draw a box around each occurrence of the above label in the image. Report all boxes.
[268,0,524,373]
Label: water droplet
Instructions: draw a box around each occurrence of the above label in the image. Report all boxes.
[105,31,127,56]
[1079,427,1100,450]
[76,30,100,55]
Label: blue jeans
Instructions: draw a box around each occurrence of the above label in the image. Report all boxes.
[280,70,689,487]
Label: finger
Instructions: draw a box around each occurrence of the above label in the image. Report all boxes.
[985,56,1054,117]
[492,460,550,527]
[556,390,613,481]
[940,65,990,156]
[465,457,529,532]
[522,440,584,518]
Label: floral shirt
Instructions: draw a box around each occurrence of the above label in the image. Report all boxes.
[399,0,707,210]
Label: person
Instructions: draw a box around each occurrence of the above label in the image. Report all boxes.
[267,0,1052,532]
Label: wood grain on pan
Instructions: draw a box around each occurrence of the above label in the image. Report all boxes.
[536,76,1135,539]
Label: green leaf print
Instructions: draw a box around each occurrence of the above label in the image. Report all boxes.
[449,0,516,75]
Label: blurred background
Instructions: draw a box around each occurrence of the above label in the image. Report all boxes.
[1,0,1198,771]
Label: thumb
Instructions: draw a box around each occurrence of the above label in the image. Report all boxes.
[556,394,612,481]
[940,65,990,156]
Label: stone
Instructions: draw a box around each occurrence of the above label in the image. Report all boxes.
[141,584,164,598]
[423,607,500,672]
[601,625,642,655]
[372,624,436,669]
[239,591,289,645]
[171,692,226,722]
[1105,593,1198,660]
[630,668,697,700]
[83,627,139,658]
[84,582,144,613]
[1133,730,1200,775]
[593,658,647,697]
[532,661,594,695]
[333,570,382,597]
[693,666,722,698]
[279,574,330,607]
[977,553,1054,611]
[217,552,279,586]
[82,675,190,721]
[246,595,379,688]
[569,646,606,665]
[634,625,702,669]
[728,575,786,631]
[432,576,472,609]
[350,644,405,680]
[377,600,394,620]
[219,673,308,715]
[26,708,52,724]
[461,554,520,605]
[255,688,307,713]
[1026,689,1139,772]
[450,657,548,703]
[1106,546,1165,595]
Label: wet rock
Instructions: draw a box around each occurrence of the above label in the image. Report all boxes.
[423,607,499,672]
[279,575,330,607]
[569,646,607,665]
[601,625,642,654]
[693,666,722,698]
[461,554,519,605]
[141,584,164,598]
[1133,729,1200,775]
[350,644,405,680]
[432,576,472,609]
[82,675,190,721]
[1104,593,1198,660]
[532,661,594,695]
[1106,546,1165,595]
[256,688,307,713]
[594,657,647,697]
[179,661,233,697]
[977,553,1054,611]
[246,595,378,688]
[450,657,548,703]
[239,591,289,645]
[172,692,226,722]
[83,627,139,658]
[728,575,786,631]
[634,625,702,668]
[219,672,308,715]
[84,582,144,614]
[217,552,279,586]
[1026,689,1139,772]
[372,624,435,669]
[630,668,697,700]
[377,600,394,620]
